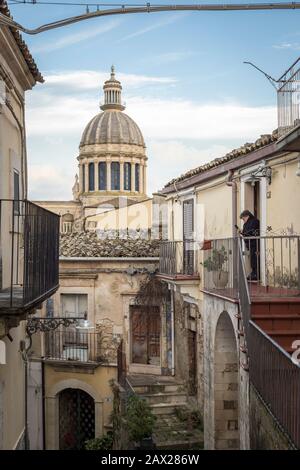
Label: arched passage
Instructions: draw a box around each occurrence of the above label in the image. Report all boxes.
[214,311,239,450]
[58,388,95,450]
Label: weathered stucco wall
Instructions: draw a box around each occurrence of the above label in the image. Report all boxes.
[266,156,300,234]
[0,323,26,449]
[197,181,233,240]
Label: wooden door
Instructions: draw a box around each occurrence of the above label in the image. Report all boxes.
[131,306,160,365]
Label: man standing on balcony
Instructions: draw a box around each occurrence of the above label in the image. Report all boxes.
[240,210,260,281]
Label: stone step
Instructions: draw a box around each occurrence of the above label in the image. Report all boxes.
[155,439,204,451]
[133,383,184,395]
[150,403,188,415]
[265,329,300,354]
[140,392,188,405]
[251,301,300,317]
[253,314,300,331]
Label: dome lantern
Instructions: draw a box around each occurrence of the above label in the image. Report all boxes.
[100,65,125,112]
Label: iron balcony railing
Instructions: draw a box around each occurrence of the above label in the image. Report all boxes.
[202,236,300,298]
[0,199,60,313]
[159,240,199,277]
[45,329,103,363]
[278,57,300,138]
[248,321,300,448]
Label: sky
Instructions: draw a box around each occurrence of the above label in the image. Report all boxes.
[7,1,300,200]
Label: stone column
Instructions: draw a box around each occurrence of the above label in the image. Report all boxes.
[131,159,135,193]
[120,160,124,191]
[79,163,83,193]
[94,160,99,191]
[139,162,143,194]
[143,162,147,195]
[84,161,89,192]
[107,159,111,191]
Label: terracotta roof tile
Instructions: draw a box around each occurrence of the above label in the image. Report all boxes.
[0,1,43,83]
[60,231,160,258]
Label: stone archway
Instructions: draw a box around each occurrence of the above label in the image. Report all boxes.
[214,311,239,450]
[58,388,95,450]
[45,379,103,449]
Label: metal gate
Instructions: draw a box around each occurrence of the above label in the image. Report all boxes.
[59,388,95,450]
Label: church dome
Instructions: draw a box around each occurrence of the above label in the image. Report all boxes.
[80,110,145,147]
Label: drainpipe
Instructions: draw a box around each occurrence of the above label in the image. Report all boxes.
[226,170,238,288]
[226,170,238,236]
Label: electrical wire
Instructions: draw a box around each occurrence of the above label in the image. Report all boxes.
[2,3,300,35]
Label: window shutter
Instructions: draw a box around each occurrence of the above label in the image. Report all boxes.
[183,199,194,240]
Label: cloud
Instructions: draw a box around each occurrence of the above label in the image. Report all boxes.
[31,20,121,53]
[43,70,177,91]
[28,164,74,200]
[273,42,300,51]
[26,68,277,199]
[147,141,232,192]
[117,13,183,42]
[26,84,276,141]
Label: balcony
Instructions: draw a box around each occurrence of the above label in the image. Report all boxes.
[44,329,105,365]
[202,236,300,300]
[158,241,200,281]
[0,199,60,323]
[277,58,300,152]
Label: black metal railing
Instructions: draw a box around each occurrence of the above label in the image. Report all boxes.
[159,240,199,277]
[278,57,300,138]
[237,237,300,448]
[249,319,300,448]
[202,236,300,298]
[202,237,239,298]
[45,329,102,363]
[0,199,60,311]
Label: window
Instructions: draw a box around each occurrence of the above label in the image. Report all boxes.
[13,170,20,214]
[61,213,74,233]
[60,294,88,360]
[124,162,131,191]
[111,162,120,190]
[135,164,140,192]
[61,293,87,317]
[98,162,107,190]
[88,162,95,191]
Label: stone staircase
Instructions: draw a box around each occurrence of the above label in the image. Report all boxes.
[252,298,300,355]
[127,374,204,450]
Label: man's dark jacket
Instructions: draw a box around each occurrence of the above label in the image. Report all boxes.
[242,216,260,250]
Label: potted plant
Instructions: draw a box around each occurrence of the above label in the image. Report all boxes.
[125,395,156,449]
[203,246,229,288]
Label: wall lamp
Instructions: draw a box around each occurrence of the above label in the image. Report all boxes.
[250,163,272,185]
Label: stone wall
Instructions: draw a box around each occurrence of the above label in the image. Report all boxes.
[249,385,295,450]
[203,295,250,450]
